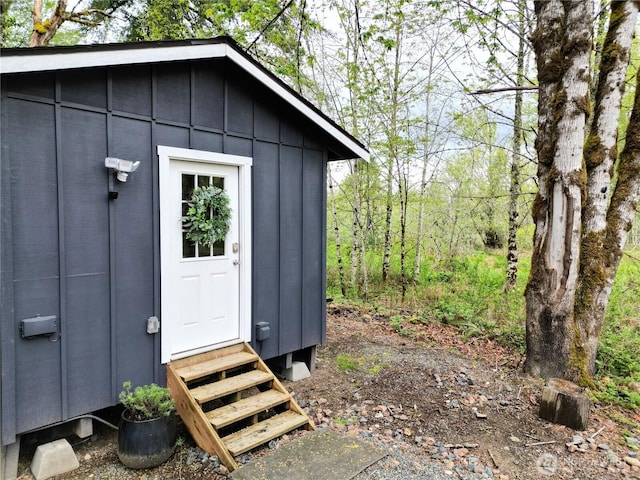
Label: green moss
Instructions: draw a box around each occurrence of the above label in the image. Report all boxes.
[569,322,596,389]
[531,192,547,222]
[562,32,592,57]
[537,50,565,84]
[33,20,51,34]
[575,94,591,117]
[550,88,567,113]
[575,232,606,317]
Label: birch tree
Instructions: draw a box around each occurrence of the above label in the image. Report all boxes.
[525,0,640,384]
[28,0,129,47]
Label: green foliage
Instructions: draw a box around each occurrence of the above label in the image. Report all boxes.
[593,380,640,409]
[183,185,231,248]
[594,257,640,403]
[327,246,640,408]
[119,381,175,421]
[335,354,360,372]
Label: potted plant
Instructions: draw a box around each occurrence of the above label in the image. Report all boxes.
[117,381,177,469]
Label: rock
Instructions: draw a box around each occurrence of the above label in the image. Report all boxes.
[443,460,455,469]
[453,448,468,458]
[597,444,610,451]
[509,436,521,443]
[629,451,637,458]
[475,412,488,419]
[606,450,619,466]
[219,465,229,475]
[626,436,639,446]
[572,435,585,444]
[414,436,423,444]
[628,382,640,394]
[625,456,640,468]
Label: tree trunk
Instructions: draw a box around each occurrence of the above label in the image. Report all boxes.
[414,149,428,279]
[524,0,592,381]
[328,165,347,297]
[350,159,361,288]
[574,1,639,379]
[504,0,526,292]
[381,18,403,284]
[30,0,66,47]
[398,165,408,299]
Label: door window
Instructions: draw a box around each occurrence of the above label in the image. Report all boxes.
[181,173,225,258]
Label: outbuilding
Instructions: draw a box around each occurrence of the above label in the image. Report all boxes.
[0,37,367,470]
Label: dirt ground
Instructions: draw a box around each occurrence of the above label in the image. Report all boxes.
[17,306,640,479]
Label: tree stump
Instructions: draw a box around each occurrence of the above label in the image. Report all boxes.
[539,378,591,430]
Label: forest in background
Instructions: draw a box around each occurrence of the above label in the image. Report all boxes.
[2,0,640,407]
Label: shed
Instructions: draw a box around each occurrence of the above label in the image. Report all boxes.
[0,37,367,456]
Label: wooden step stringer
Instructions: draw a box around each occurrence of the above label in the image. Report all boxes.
[166,343,315,472]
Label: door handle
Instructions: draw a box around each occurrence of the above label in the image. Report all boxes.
[233,259,240,265]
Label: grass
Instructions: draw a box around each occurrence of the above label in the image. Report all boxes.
[327,245,640,409]
[335,354,360,372]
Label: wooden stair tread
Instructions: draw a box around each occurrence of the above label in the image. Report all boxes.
[191,370,273,404]
[175,351,259,382]
[206,390,290,429]
[222,411,310,456]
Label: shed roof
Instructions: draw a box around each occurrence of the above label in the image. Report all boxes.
[0,37,368,161]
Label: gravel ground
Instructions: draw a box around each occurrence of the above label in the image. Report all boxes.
[15,307,640,479]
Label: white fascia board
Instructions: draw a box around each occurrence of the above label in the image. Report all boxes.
[224,47,369,161]
[0,43,227,74]
[1,42,369,161]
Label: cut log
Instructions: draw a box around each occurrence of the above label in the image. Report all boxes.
[539,378,591,430]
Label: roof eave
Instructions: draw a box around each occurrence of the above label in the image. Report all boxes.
[0,40,369,162]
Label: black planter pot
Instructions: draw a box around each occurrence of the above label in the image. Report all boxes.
[117,411,177,469]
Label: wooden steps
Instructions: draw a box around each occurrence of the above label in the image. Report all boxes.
[223,410,311,456]
[167,343,315,472]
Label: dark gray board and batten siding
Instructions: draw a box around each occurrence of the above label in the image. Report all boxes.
[1,58,337,444]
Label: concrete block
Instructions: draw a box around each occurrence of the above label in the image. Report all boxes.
[281,361,311,381]
[72,418,93,439]
[30,439,79,480]
[2,437,20,480]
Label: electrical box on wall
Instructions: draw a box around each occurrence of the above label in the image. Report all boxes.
[255,322,270,341]
[20,315,58,339]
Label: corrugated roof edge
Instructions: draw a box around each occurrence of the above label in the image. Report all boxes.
[0,36,369,161]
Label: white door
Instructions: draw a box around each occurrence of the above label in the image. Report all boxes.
[159,147,252,363]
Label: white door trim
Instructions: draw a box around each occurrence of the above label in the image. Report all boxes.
[158,145,252,363]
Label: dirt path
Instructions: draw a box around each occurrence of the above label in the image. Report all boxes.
[17,306,640,479]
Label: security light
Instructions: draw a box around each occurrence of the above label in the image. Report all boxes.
[105,157,140,182]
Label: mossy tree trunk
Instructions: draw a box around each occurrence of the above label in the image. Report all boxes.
[574,0,639,382]
[524,0,592,381]
[30,0,66,46]
[29,0,128,47]
[525,0,640,385]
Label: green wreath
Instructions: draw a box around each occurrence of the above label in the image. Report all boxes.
[183,185,232,248]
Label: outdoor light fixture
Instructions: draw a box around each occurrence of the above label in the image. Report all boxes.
[105,156,140,182]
